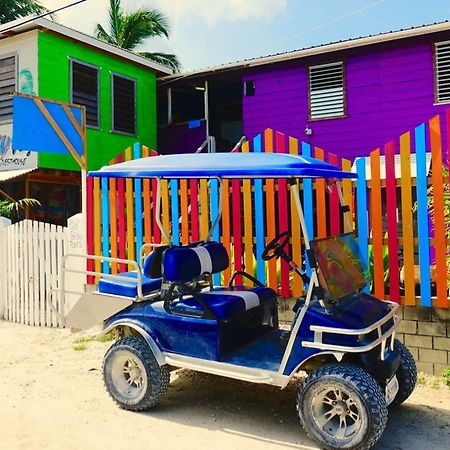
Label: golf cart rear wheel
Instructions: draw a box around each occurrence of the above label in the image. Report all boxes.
[103,336,170,411]
[297,364,387,450]
[391,339,417,406]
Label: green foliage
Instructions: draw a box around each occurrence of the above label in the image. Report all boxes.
[94,0,180,72]
[368,236,389,287]
[0,0,48,24]
[73,331,116,346]
[72,343,87,351]
[0,198,40,218]
[443,368,450,387]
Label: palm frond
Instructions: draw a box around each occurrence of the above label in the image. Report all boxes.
[0,198,40,218]
[0,0,49,24]
[108,0,122,45]
[139,52,181,72]
[94,23,115,45]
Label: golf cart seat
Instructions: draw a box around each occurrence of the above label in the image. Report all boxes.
[161,241,277,321]
[170,285,276,320]
[98,271,162,298]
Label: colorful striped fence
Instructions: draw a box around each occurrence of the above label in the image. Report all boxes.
[87,115,450,309]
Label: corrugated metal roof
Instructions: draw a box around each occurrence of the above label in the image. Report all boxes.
[160,20,450,83]
[0,167,37,182]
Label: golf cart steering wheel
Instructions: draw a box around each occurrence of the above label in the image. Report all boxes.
[262,231,290,261]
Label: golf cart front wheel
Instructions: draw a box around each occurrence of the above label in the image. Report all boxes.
[297,364,388,450]
[103,336,170,411]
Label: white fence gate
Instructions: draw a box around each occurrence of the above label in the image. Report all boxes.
[0,219,67,327]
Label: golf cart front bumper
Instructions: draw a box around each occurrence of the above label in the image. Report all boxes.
[301,299,400,380]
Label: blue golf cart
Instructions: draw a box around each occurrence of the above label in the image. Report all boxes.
[63,153,416,450]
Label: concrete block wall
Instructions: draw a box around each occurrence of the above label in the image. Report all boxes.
[396,306,450,376]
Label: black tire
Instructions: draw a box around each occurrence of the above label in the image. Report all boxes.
[103,336,170,411]
[391,339,417,406]
[297,363,388,450]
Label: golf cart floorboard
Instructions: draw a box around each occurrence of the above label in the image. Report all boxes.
[223,329,288,372]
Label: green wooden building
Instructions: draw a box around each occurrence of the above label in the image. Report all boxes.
[0,17,170,223]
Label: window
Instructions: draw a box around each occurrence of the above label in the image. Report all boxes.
[243,80,255,96]
[112,73,136,135]
[435,41,450,103]
[70,60,99,127]
[308,62,345,120]
[0,55,17,122]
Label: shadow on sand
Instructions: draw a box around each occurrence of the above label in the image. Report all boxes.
[141,370,450,450]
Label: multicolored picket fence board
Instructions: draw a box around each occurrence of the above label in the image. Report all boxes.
[86,114,450,309]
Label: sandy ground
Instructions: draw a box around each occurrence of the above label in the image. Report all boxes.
[1,321,450,450]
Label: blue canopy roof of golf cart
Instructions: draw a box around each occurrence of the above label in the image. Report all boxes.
[89,153,357,179]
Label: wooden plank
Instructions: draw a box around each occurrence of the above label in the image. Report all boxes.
[399,132,416,306]
[328,153,341,235]
[341,158,354,233]
[314,147,327,238]
[161,180,170,244]
[209,177,220,284]
[429,115,448,308]
[289,136,303,296]
[125,147,135,267]
[301,142,314,274]
[33,220,39,326]
[101,177,110,274]
[93,176,102,278]
[190,179,200,242]
[50,224,58,327]
[199,179,209,240]
[23,221,30,324]
[44,223,52,326]
[133,143,143,257]
[5,226,11,321]
[242,140,254,286]
[116,153,127,272]
[109,158,118,274]
[38,222,46,325]
[264,129,277,290]
[152,178,161,244]
[221,178,231,283]
[415,123,432,307]
[384,141,400,303]
[356,157,369,289]
[253,134,266,284]
[142,147,152,251]
[170,179,180,245]
[86,176,94,283]
[370,148,384,299]
[56,225,65,327]
[232,178,243,283]
[180,179,189,245]
[275,132,290,297]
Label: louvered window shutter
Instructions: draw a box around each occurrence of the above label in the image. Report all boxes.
[112,74,136,135]
[0,55,16,122]
[71,60,99,127]
[309,62,345,119]
[435,41,450,103]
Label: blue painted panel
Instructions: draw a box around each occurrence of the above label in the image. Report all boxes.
[253,134,266,283]
[415,123,432,307]
[12,96,83,155]
[101,177,110,274]
[133,143,143,254]
[355,157,369,292]
[170,179,180,245]
[301,142,314,275]
[209,178,220,284]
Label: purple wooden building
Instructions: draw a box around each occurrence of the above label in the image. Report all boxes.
[158,21,450,159]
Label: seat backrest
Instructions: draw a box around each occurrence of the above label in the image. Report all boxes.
[143,245,170,278]
[162,241,229,283]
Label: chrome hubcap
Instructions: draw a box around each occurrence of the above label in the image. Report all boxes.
[123,359,144,387]
[311,388,362,440]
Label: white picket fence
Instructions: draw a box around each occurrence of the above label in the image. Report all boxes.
[0,219,67,327]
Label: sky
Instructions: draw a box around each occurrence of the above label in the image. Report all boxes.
[41,0,450,72]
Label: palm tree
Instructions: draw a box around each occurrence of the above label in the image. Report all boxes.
[0,0,48,24]
[95,0,180,72]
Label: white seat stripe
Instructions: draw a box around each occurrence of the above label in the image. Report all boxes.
[206,290,260,310]
[192,246,213,274]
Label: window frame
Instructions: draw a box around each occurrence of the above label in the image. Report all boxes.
[0,52,18,124]
[69,57,100,129]
[110,71,137,136]
[307,61,347,121]
[433,40,450,105]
